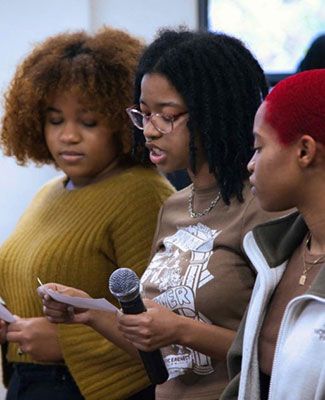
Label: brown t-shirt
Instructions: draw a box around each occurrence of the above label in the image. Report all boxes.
[259,235,324,376]
[140,183,282,400]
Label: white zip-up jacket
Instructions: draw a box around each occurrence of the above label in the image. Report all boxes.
[221,212,325,400]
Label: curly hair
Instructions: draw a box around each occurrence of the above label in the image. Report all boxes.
[133,28,268,203]
[0,26,144,165]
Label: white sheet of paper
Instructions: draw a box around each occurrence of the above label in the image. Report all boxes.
[43,287,118,313]
[0,302,16,323]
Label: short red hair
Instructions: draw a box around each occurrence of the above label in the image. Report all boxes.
[265,69,325,145]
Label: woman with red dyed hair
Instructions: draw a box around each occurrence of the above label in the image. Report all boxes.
[221,69,325,400]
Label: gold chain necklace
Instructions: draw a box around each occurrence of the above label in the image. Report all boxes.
[188,184,221,218]
[299,232,325,285]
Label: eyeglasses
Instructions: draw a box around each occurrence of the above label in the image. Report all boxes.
[126,107,188,134]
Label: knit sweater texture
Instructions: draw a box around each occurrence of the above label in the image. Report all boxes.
[0,165,175,399]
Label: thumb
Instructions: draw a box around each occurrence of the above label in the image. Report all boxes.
[0,319,7,328]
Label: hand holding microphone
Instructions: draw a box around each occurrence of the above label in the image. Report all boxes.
[109,268,169,385]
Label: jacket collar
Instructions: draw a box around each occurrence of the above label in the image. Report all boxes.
[251,211,325,298]
[252,211,307,268]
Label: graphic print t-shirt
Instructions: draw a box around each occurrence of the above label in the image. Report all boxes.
[141,183,279,400]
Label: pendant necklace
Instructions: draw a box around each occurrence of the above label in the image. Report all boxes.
[299,232,325,286]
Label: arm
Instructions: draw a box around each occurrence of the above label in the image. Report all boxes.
[121,199,256,362]
[41,284,235,361]
[117,299,235,360]
[86,310,141,361]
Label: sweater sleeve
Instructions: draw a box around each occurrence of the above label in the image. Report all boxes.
[58,173,174,400]
[110,179,169,276]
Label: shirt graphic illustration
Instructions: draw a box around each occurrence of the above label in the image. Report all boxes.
[141,223,221,379]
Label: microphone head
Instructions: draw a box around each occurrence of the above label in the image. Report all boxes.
[109,268,140,302]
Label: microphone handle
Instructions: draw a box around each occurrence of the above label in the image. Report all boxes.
[120,296,169,385]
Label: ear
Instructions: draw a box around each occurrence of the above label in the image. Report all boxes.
[297,135,317,167]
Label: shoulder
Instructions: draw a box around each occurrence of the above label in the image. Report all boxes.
[159,184,191,210]
[150,185,191,233]
[105,166,175,215]
[32,174,65,199]
[111,166,175,197]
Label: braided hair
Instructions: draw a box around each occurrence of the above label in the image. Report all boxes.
[133,28,268,204]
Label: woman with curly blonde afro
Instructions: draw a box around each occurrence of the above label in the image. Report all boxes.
[0,26,174,400]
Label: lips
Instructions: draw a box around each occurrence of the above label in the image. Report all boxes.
[145,143,167,165]
[59,151,85,163]
[249,178,257,195]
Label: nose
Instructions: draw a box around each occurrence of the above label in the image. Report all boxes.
[247,153,256,174]
[142,119,162,141]
[59,122,81,144]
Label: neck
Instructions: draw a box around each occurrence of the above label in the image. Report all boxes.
[69,158,121,189]
[300,202,325,254]
[301,217,325,255]
[297,169,325,253]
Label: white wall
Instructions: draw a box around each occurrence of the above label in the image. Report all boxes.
[0,0,90,245]
[89,0,197,42]
[0,0,198,245]
[0,0,90,93]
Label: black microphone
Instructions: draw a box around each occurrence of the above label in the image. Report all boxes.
[109,268,169,385]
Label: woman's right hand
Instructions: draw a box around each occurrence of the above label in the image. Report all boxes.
[0,319,7,344]
[38,283,93,325]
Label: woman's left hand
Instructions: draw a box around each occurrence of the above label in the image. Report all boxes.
[116,299,183,352]
[6,316,63,362]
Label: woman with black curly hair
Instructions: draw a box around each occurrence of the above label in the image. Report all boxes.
[0,27,174,400]
[40,28,289,399]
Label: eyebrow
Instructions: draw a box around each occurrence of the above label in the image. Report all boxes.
[139,99,182,108]
[45,106,94,114]
[45,107,61,113]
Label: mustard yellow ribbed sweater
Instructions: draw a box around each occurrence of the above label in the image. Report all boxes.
[0,165,174,400]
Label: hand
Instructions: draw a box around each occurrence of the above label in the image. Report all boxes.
[6,317,63,362]
[117,299,182,352]
[0,319,7,345]
[38,283,92,325]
